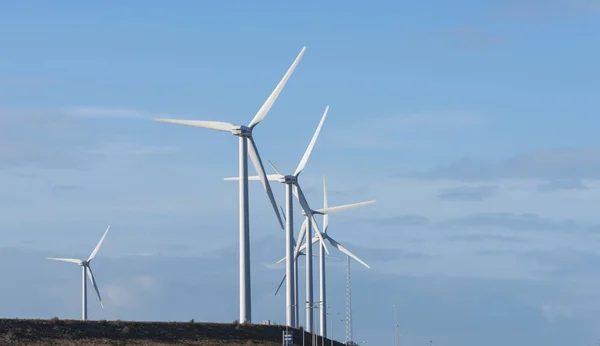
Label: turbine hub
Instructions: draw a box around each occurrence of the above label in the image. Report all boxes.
[231,125,252,138]
[284,175,297,184]
[80,261,88,266]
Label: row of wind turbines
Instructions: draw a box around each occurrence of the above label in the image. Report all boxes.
[46,46,375,339]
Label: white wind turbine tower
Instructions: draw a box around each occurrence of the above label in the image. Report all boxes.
[225,105,331,329]
[272,218,341,328]
[276,207,311,327]
[152,47,305,323]
[284,177,374,337]
[47,225,110,321]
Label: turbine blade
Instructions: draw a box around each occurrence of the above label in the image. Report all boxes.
[88,225,111,262]
[248,47,306,129]
[293,218,308,259]
[274,273,286,296]
[86,266,104,308]
[294,184,312,215]
[295,185,329,254]
[46,257,82,265]
[314,200,376,215]
[276,256,286,265]
[323,175,329,232]
[297,240,309,253]
[280,205,286,223]
[223,174,282,181]
[293,106,329,176]
[309,214,329,254]
[267,160,283,176]
[327,235,370,269]
[152,119,235,132]
[247,137,284,230]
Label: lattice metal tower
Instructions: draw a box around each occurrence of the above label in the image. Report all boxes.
[345,255,353,345]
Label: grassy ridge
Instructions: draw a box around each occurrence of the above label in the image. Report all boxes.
[0,318,345,345]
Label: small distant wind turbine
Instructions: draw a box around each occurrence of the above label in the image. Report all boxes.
[152,47,306,323]
[47,225,111,321]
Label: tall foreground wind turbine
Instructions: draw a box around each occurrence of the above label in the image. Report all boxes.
[47,225,110,321]
[225,105,330,328]
[153,47,306,323]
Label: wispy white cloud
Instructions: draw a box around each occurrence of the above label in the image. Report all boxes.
[87,141,179,157]
[442,26,504,51]
[0,107,180,171]
[437,185,498,201]
[541,303,573,321]
[494,0,600,19]
[374,111,486,128]
[51,183,83,191]
[327,110,486,149]
[345,178,600,235]
[410,149,600,181]
[537,179,589,192]
[104,275,159,309]
[64,107,150,118]
[63,107,184,119]
[0,76,54,86]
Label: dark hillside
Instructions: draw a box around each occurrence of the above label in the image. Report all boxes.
[0,318,346,346]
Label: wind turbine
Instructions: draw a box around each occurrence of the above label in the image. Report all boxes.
[272,191,374,332]
[296,176,374,338]
[152,47,306,323]
[47,225,110,321]
[225,105,330,329]
[272,216,340,327]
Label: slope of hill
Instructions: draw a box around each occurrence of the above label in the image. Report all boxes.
[0,318,346,346]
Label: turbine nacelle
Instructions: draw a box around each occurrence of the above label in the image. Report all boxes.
[283,175,297,184]
[231,125,253,137]
[300,209,327,216]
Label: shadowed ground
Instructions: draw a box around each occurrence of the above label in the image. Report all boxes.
[0,318,345,346]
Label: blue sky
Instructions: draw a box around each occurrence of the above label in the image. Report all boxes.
[1,0,600,345]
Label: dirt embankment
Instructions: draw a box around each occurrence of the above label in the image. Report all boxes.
[0,318,345,346]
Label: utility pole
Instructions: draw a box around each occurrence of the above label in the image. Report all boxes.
[330,311,341,346]
[330,313,333,346]
[306,302,320,346]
